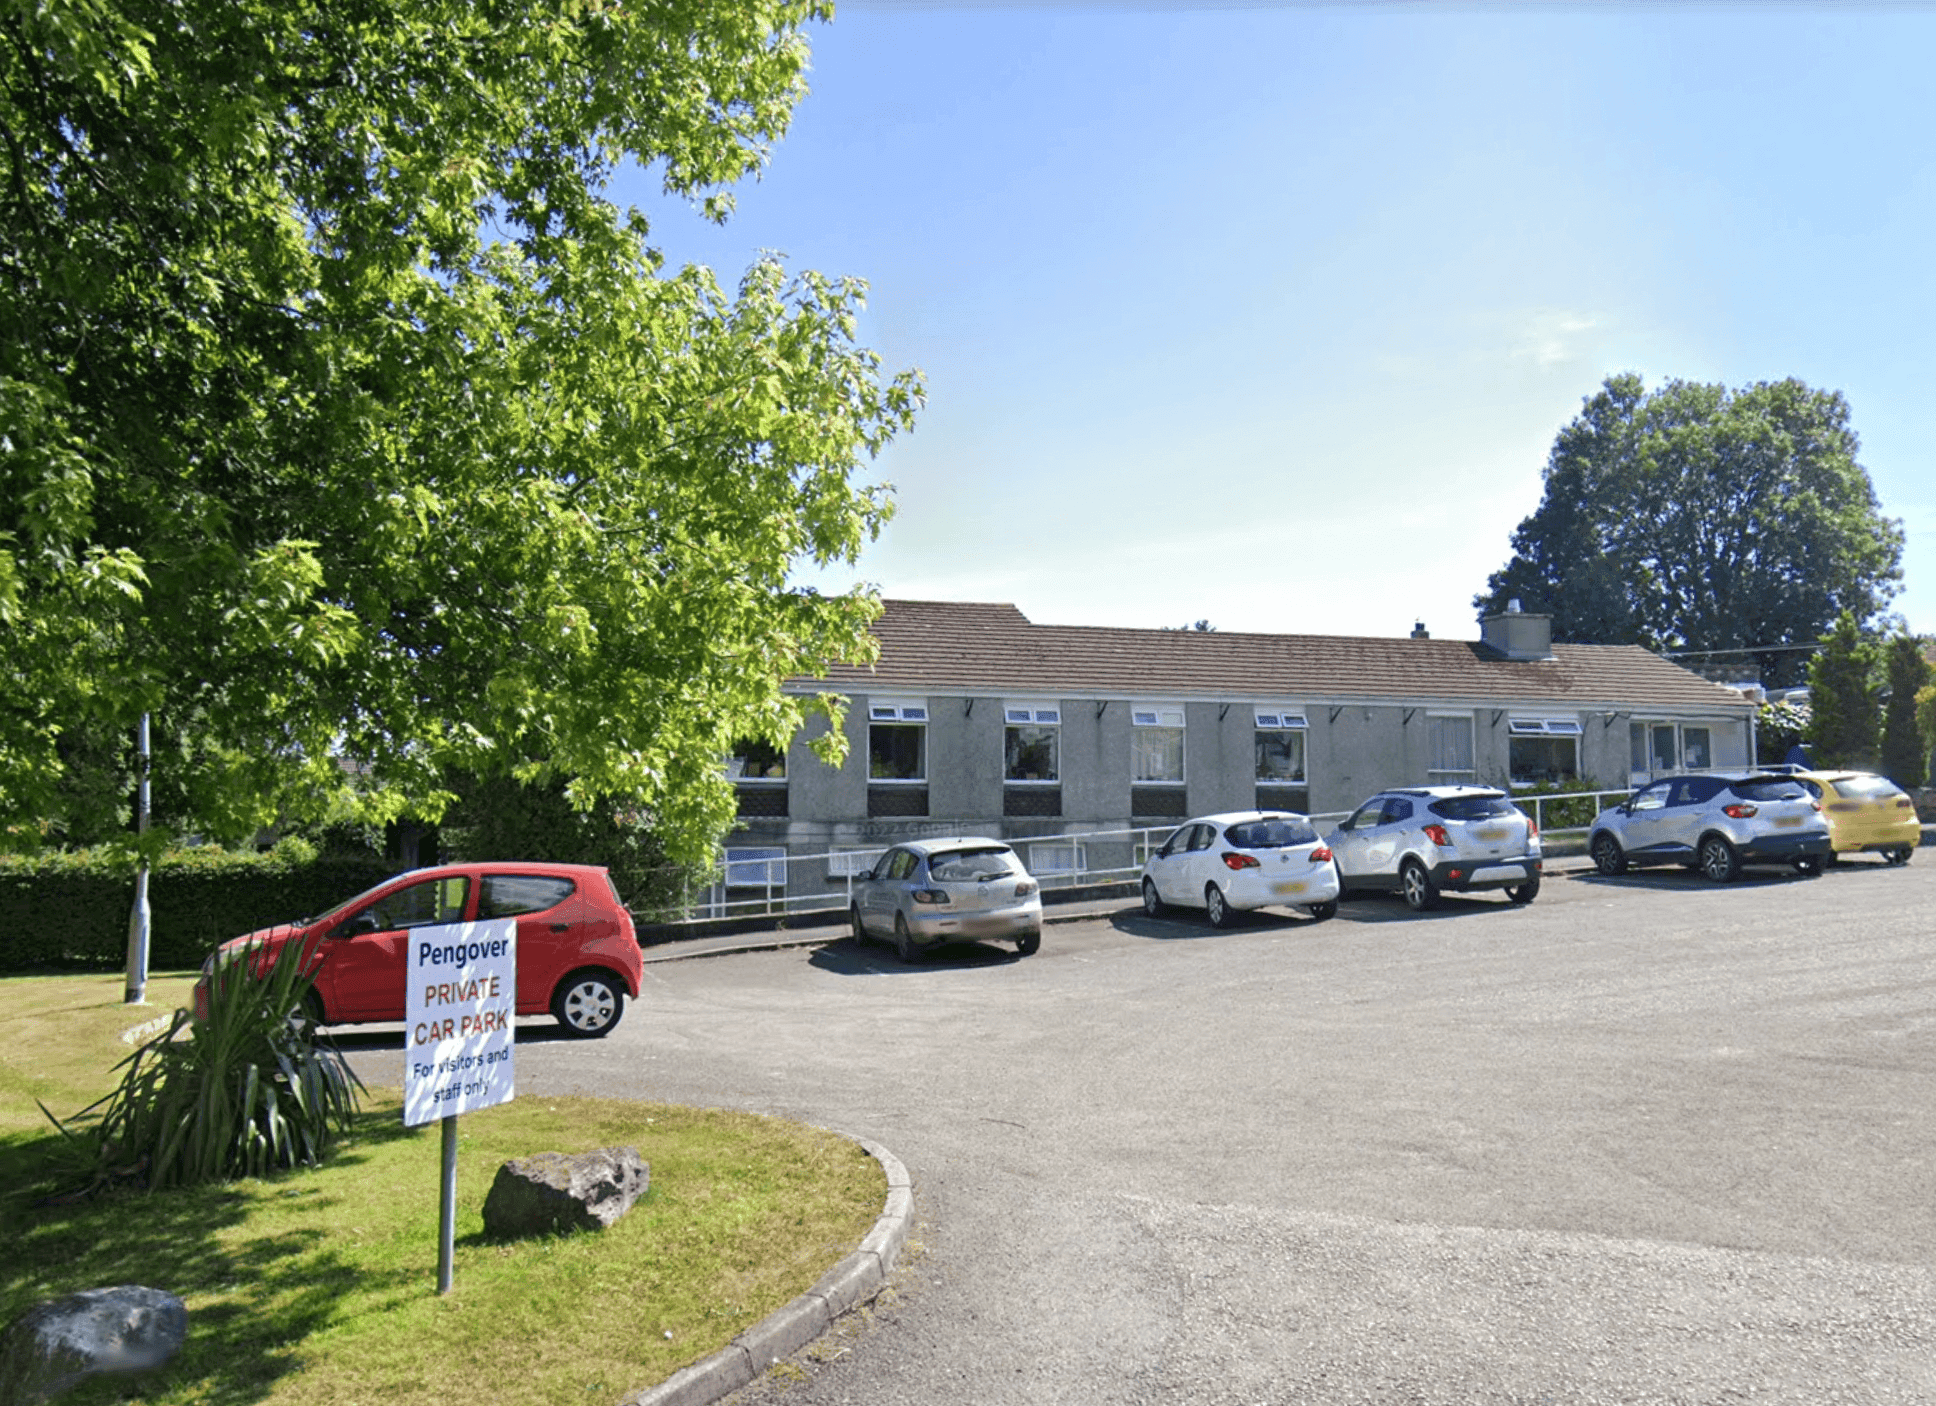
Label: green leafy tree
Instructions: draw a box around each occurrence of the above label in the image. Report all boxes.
[1,0,920,866]
[1806,612,1880,770]
[1754,698,1811,767]
[1879,634,1932,788]
[438,773,696,921]
[1478,375,1904,685]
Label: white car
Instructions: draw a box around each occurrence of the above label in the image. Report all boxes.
[1140,811,1341,928]
[1326,785,1542,910]
[850,837,1043,962]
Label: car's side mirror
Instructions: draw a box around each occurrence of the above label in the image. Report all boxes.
[336,910,380,938]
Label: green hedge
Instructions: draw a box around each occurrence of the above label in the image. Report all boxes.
[0,839,399,974]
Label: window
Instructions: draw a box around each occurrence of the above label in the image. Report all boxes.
[1132,703,1186,783]
[1005,703,1060,782]
[724,847,787,888]
[868,697,927,781]
[363,875,469,931]
[1630,720,1713,778]
[826,849,884,879]
[1026,840,1085,876]
[1507,716,1581,787]
[728,737,786,781]
[719,846,786,916]
[478,875,575,918]
[1428,714,1474,777]
[1254,706,1307,783]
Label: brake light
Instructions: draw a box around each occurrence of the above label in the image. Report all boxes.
[1527,819,1540,840]
[1014,879,1038,897]
[1422,824,1450,847]
[1722,803,1757,819]
[1809,800,1822,812]
[1310,846,1333,863]
[1221,852,1261,871]
[912,889,949,905]
[1896,798,1914,809]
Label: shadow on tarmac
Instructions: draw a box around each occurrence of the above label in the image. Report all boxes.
[808,935,1029,975]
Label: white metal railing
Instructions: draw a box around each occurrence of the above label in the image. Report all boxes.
[676,791,1641,926]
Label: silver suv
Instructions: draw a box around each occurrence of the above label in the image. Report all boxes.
[1325,786,1543,911]
[1587,773,1831,882]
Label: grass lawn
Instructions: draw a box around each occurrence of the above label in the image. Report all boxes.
[0,973,885,1406]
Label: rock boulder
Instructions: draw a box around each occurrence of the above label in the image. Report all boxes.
[0,1285,187,1406]
[481,1147,649,1239]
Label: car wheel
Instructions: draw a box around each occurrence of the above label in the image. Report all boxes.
[1141,877,1165,918]
[1698,834,1741,884]
[1015,929,1042,956]
[1306,900,1337,923]
[1205,884,1237,929]
[1590,832,1627,877]
[552,970,624,1038]
[894,913,921,964]
[850,905,868,945]
[1793,856,1824,877]
[1885,846,1914,866]
[1506,877,1540,905]
[1400,859,1440,912]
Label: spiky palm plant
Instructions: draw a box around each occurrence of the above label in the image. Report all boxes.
[50,939,364,1191]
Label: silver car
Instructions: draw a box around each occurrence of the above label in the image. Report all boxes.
[850,838,1043,962]
[1587,773,1832,881]
[1326,786,1543,911]
[1139,811,1342,928]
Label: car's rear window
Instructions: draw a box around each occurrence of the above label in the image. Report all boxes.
[1428,796,1516,821]
[1832,775,1905,801]
[929,848,1017,882]
[479,874,576,918]
[1224,817,1318,849]
[1731,780,1807,802]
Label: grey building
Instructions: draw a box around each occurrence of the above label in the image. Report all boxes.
[717,599,1757,905]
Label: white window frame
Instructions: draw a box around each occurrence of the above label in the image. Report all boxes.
[1506,715,1582,789]
[723,846,787,888]
[1131,702,1186,785]
[826,849,884,878]
[1427,711,1475,779]
[1629,719,1714,781]
[1004,701,1061,784]
[726,736,787,783]
[1027,840,1086,876]
[868,696,928,783]
[1254,704,1308,784]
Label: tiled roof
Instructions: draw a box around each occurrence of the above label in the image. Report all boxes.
[806,599,1753,713]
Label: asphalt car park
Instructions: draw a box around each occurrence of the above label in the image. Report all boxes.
[348,852,1936,1405]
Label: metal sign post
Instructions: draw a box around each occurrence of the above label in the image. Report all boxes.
[403,917,517,1295]
[123,712,151,1005]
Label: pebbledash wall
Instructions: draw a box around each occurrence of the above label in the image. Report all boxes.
[714,600,1757,906]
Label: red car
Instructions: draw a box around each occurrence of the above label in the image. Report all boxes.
[193,861,642,1038]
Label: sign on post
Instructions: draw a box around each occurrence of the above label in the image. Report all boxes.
[404,918,518,1126]
[403,917,517,1295]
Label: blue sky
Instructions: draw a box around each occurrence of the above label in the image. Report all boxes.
[618,1,1936,648]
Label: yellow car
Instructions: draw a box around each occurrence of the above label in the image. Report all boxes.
[1794,771,1922,865]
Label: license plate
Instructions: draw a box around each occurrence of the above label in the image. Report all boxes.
[1774,816,1801,828]
[1475,827,1507,842]
[1271,880,1308,896]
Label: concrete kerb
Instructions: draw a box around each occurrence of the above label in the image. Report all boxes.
[624,1135,913,1406]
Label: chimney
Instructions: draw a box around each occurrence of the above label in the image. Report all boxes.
[1410,621,1430,639]
[1480,599,1553,660]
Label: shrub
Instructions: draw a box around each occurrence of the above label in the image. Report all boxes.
[0,839,397,972]
[1510,780,1607,831]
[45,938,363,1191]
